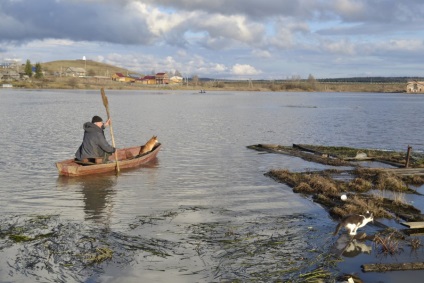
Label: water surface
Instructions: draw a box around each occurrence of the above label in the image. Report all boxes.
[1,89,424,282]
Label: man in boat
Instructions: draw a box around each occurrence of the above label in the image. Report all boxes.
[75,115,116,163]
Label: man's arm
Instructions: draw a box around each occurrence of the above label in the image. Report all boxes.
[97,133,115,153]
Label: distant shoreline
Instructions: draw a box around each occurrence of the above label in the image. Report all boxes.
[3,78,410,93]
[3,59,419,93]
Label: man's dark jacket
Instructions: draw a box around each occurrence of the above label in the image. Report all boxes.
[75,122,115,160]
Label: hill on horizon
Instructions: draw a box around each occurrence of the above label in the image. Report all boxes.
[38,60,423,82]
[40,60,136,77]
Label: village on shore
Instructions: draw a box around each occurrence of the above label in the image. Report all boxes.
[1,59,423,93]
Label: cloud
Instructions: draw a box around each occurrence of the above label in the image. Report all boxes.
[231,64,261,76]
[1,0,424,78]
[320,38,357,55]
[199,14,265,45]
[267,20,310,49]
[141,0,318,19]
[252,50,272,59]
[384,39,424,52]
[332,0,366,19]
[0,0,155,44]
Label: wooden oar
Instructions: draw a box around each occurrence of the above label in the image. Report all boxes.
[101,88,120,173]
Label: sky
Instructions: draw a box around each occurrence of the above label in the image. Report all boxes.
[1,0,424,79]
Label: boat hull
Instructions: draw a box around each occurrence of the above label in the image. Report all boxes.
[56,144,161,176]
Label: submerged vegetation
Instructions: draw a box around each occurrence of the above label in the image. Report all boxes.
[0,208,357,282]
[0,214,178,281]
[3,207,421,281]
[3,207,421,282]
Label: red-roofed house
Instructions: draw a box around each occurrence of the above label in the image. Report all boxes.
[155,73,169,84]
[112,73,126,82]
[112,72,135,83]
[142,75,156,84]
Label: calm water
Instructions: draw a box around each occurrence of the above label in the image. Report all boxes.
[1,89,424,282]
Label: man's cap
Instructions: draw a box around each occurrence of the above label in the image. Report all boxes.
[91,115,103,123]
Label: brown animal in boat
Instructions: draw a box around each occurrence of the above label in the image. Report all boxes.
[139,135,158,155]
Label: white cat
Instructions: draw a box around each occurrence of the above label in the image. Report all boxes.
[333,211,374,236]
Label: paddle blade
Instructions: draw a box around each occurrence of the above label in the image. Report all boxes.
[101,88,109,108]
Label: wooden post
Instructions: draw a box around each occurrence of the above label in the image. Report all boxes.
[405,145,412,168]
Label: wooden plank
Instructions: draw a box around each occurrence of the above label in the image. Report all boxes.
[372,159,405,168]
[362,262,424,272]
[293,144,329,156]
[401,222,424,229]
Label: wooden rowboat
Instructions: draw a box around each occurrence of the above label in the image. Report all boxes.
[56,143,161,176]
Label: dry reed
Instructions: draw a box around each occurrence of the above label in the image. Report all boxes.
[373,230,403,255]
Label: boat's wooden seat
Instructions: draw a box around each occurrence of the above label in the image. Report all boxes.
[75,160,95,166]
[75,157,103,165]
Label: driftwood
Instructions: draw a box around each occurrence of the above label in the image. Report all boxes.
[401,221,424,235]
[362,262,424,272]
[292,144,331,157]
[247,144,351,166]
[248,144,424,176]
[293,144,405,165]
[401,222,424,229]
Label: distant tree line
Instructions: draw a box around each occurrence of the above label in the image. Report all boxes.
[317,77,424,83]
[194,76,423,84]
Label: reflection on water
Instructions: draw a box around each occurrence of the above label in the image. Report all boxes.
[57,174,117,223]
[332,234,372,258]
